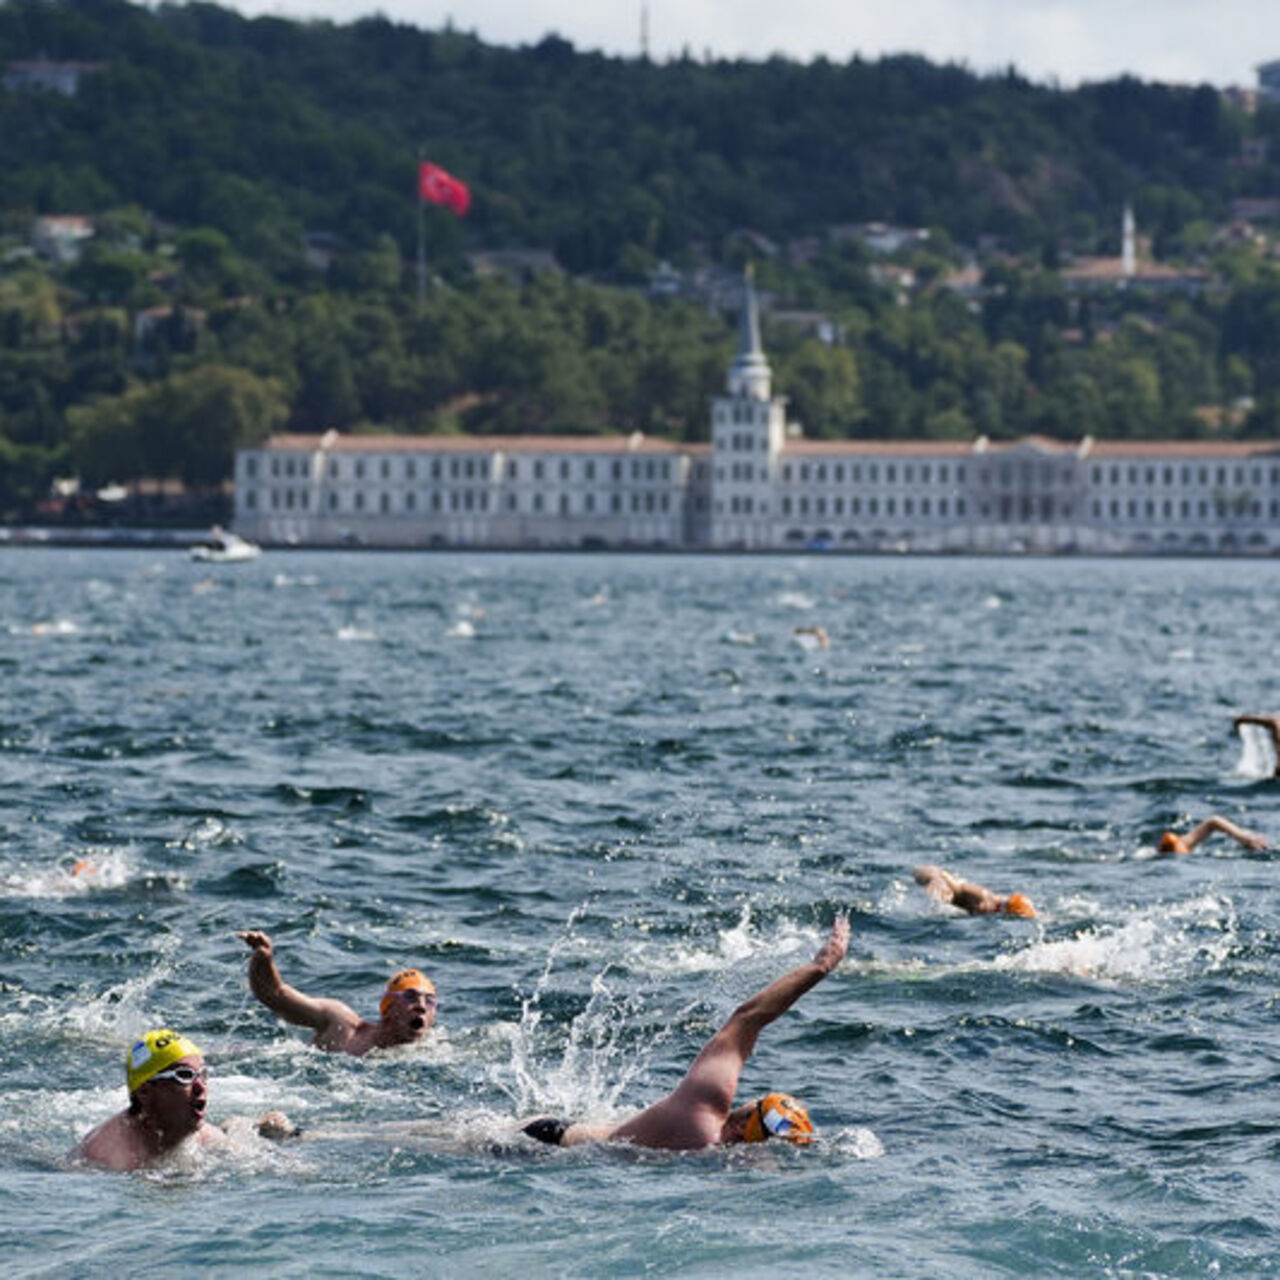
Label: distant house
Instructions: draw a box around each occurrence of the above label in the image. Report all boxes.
[1060,256,1210,295]
[466,248,561,283]
[868,263,916,301]
[3,58,104,96]
[647,259,683,298]
[1231,197,1280,223]
[770,310,842,345]
[133,305,207,351]
[303,231,341,272]
[830,223,930,256]
[31,215,94,264]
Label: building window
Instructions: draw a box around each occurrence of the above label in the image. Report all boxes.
[560,460,570,480]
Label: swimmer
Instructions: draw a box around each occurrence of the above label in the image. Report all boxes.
[73,1028,297,1172]
[793,625,830,650]
[519,916,849,1151]
[1233,714,1280,774]
[913,865,1037,918]
[235,930,437,1056]
[1156,815,1268,855]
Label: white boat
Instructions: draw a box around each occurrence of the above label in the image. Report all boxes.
[189,526,262,563]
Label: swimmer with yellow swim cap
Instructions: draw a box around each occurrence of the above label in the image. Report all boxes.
[1156,815,1268,857]
[520,916,848,1151]
[235,931,437,1056]
[73,1028,298,1171]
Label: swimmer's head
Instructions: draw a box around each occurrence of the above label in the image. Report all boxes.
[379,968,436,1019]
[126,1028,202,1093]
[741,1093,815,1145]
[1158,831,1190,856]
[1002,893,1037,919]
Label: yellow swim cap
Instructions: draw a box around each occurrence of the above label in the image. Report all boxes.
[742,1093,815,1144]
[380,968,436,1017]
[126,1029,202,1093]
[1003,893,1037,919]
[1158,831,1190,856]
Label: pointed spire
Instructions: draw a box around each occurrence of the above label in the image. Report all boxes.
[727,264,771,400]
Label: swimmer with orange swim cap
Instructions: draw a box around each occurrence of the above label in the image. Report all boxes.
[73,1028,297,1171]
[913,866,1038,919]
[235,930,437,1056]
[1156,815,1268,857]
[520,916,848,1151]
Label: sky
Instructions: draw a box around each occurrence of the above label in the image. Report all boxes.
[207,1,1280,89]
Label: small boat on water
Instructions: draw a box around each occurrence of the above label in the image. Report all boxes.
[189,526,262,563]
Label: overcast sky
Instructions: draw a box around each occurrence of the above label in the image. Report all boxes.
[209,1,1280,88]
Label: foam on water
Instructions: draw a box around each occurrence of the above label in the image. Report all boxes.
[1234,723,1276,779]
[990,894,1237,983]
[0,848,132,898]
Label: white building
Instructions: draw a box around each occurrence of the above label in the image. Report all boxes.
[235,278,1280,555]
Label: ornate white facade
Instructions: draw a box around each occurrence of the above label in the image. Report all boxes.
[235,282,1280,554]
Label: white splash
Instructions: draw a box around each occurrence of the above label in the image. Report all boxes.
[1234,723,1276,780]
[990,894,1236,984]
[0,848,132,898]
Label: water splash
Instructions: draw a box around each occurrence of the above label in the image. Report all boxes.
[991,894,1237,984]
[1234,723,1276,780]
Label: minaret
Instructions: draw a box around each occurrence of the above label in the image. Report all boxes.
[726,265,771,401]
[640,2,649,59]
[1122,202,1135,278]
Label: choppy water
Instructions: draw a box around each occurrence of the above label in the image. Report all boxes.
[3,548,1279,1277]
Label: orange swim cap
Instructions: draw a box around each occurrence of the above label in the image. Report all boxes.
[1002,893,1037,919]
[742,1093,815,1144]
[1158,831,1190,855]
[379,968,436,1017]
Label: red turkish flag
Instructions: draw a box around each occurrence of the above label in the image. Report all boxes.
[418,161,471,217]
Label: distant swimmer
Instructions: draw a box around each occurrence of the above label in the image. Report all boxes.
[73,1028,297,1172]
[235,930,437,1056]
[1233,714,1280,774]
[913,865,1037,918]
[793,625,830,650]
[1157,815,1268,855]
[520,916,849,1151]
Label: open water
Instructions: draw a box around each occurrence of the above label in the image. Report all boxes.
[2,548,1279,1278]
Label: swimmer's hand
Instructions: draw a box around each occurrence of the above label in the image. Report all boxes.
[235,929,274,958]
[815,916,849,973]
[255,1110,301,1141]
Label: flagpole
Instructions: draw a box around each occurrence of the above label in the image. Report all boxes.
[416,148,426,311]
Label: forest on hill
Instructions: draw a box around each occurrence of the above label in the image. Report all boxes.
[3,0,1280,517]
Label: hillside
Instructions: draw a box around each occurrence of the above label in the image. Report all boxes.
[2,0,1280,519]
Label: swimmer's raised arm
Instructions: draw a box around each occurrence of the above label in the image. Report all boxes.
[235,930,357,1033]
[1179,815,1269,853]
[674,917,849,1110]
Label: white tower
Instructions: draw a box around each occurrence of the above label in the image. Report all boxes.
[725,265,772,401]
[710,267,787,548]
[1122,202,1135,278]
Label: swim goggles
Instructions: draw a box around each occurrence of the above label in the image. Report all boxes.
[150,1065,209,1086]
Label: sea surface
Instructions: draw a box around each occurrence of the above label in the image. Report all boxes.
[2,548,1279,1278]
